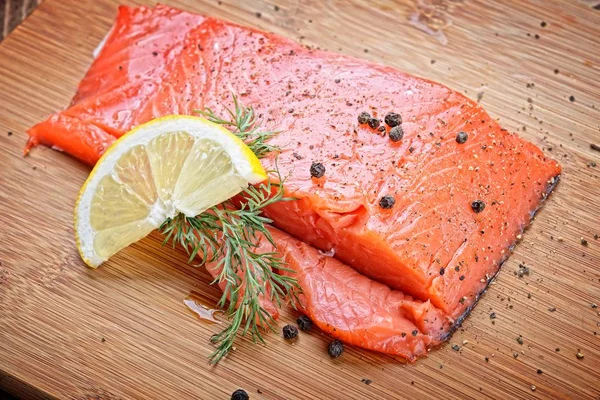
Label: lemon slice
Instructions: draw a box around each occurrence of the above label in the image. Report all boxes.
[75,115,267,268]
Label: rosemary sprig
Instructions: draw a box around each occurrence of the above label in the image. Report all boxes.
[160,96,299,364]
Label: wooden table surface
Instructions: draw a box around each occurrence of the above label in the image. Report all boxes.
[1,1,599,399]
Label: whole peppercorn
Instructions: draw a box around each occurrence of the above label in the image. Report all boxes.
[328,340,344,358]
[456,131,468,144]
[231,389,249,400]
[471,200,486,213]
[389,126,404,142]
[379,195,395,209]
[368,118,380,129]
[297,315,313,331]
[357,112,370,124]
[282,324,298,339]
[384,112,402,127]
[310,162,326,178]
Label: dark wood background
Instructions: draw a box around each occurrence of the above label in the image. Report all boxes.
[1,0,42,40]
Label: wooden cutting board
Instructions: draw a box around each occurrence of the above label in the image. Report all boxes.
[1,0,599,399]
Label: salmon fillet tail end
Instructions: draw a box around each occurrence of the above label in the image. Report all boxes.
[25,4,561,361]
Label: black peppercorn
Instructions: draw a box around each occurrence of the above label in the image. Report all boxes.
[378,125,386,133]
[231,389,249,400]
[357,111,370,124]
[310,162,326,178]
[368,118,380,129]
[283,324,298,339]
[456,131,468,144]
[471,200,486,213]
[379,195,395,209]
[328,340,344,358]
[389,126,404,142]
[412,330,418,336]
[384,112,402,127]
[297,315,313,331]
[439,268,445,276]
[516,336,524,345]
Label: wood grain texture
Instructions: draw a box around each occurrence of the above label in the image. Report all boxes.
[0,0,599,399]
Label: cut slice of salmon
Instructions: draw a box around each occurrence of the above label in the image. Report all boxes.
[270,228,452,360]
[27,5,561,357]
[205,226,452,360]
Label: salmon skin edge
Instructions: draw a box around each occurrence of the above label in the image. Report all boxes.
[440,173,560,341]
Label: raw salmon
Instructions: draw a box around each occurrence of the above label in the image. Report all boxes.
[27,5,561,358]
[206,226,452,360]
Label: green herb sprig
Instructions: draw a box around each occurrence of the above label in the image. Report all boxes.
[196,94,278,159]
[160,95,299,364]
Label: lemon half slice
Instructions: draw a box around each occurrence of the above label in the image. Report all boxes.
[75,115,267,268]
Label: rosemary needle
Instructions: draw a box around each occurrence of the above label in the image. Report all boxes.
[161,95,299,364]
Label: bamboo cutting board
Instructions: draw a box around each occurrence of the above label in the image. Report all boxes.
[0,1,599,399]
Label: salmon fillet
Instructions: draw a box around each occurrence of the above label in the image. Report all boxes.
[27,5,561,357]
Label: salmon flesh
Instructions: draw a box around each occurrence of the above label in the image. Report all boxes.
[27,5,561,360]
